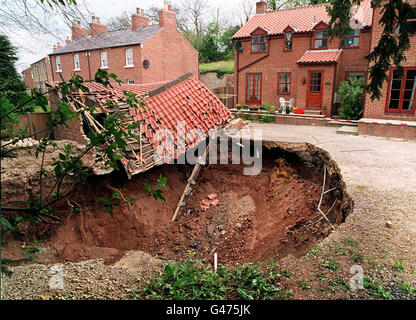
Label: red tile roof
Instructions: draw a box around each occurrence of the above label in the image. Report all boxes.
[78,74,232,176]
[232,1,373,39]
[297,49,342,64]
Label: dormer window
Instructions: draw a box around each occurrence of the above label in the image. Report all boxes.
[345,29,360,47]
[284,33,293,51]
[252,34,267,53]
[314,29,328,49]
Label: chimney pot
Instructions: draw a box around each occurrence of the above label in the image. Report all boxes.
[164,2,168,10]
[141,9,144,15]
[168,4,172,11]
[65,36,71,44]
[136,7,140,14]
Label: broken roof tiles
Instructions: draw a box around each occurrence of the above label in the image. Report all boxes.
[77,73,231,177]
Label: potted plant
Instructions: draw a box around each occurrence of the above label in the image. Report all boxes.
[285,105,291,114]
[236,104,242,110]
[277,106,283,114]
[242,105,249,110]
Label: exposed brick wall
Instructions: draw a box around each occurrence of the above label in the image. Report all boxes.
[48,91,89,145]
[22,68,34,90]
[363,2,416,121]
[358,122,416,139]
[234,29,371,114]
[18,112,51,139]
[48,9,198,85]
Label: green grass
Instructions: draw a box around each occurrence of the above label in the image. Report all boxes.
[33,105,51,113]
[199,59,234,75]
[142,258,292,300]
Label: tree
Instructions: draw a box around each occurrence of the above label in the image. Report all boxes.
[0,34,28,106]
[328,0,416,100]
[337,78,365,120]
[181,0,209,39]
[106,12,132,31]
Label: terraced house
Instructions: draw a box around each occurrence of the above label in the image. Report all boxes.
[48,4,198,85]
[232,0,373,116]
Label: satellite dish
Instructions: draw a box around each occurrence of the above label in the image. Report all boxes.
[235,40,243,53]
[143,59,150,68]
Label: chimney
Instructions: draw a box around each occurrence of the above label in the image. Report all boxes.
[158,3,176,29]
[256,0,267,14]
[65,36,71,44]
[132,8,149,31]
[72,20,88,40]
[90,16,107,36]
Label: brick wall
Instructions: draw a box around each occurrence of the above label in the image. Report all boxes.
[18,112,51,139]
[234,29,371,113]
[23,68,34,90]
[48,91,89,145]
[141,21,198,83]
[363,2,416,121]
[358,122,416,139]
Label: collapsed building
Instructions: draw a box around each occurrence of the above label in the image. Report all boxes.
[50,73,232,177]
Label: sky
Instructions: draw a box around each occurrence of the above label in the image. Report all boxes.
[0,0,248,73]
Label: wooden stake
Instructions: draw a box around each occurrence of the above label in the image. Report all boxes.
[214,252,218,271]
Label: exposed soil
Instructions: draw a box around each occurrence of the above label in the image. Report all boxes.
[2,140,352,268]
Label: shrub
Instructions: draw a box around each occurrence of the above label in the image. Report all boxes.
[337,79,365,120]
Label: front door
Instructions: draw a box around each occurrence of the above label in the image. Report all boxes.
[306,71,323,108]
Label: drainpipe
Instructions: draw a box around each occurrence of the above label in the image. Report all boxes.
[49,55,55,82]
[331,62,338,116]
[236,47,240,105]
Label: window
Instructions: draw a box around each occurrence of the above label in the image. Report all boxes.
[278,73,291,94]
[345,29,360,47]
[284,33,292,51]
[56,56,62,72]
[246,73,262,104]
[125,48,134,67]
[396,9,416,34]
[101,52,108,68]
[386,68,416,114]
[314,29,328,49]
[346,72,365,82]
[252,35,267,53]
[73,54,80,71]
[127,79,135,84]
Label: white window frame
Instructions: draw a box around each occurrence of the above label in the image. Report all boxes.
[125,48,134,68]
[127,79,135,84]
[56,56,62,72]
[73,54,81,71]
[101,51,108,69]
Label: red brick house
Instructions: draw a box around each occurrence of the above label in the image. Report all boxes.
[358,0,416,138]
[48,4,198,85]
[232,0,373,115]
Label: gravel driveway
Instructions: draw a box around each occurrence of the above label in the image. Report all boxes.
[242,123,416,191]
